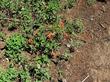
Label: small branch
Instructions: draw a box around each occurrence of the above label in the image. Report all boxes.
[99,23,106,29]
[81,75,90,82]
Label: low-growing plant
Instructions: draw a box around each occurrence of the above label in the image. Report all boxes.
[60,50,72,61]
[29,55,50,81]
[0,32,5,40]
[35,55,50,66]
[8,21,16,31]
[45,9,58,24]
[0,0,11,9]
[25,25,60,54]
[68,39,85,48]
[0,11,7,19]
[72,19,84,34]
[35,55,50,81]
[5,33,26,62]
[0,66,31,82]
[67,0,76,9]
[0,67,18,82]
[35,67,50,81]
[0,0,19,11]
[6,33,26,51]
[87,0,96,5]
[18,69,31,82]
[34,27,59,54]
[64,0,76,9]
[48,0,60,12]
[45,0,60,24]
[52,22,64,41]
[35,79,42,82]
[65,19,84,35]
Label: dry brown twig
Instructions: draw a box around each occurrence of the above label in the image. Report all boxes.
[81,75,90,82]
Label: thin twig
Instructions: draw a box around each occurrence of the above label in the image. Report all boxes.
[99,23,106,29]
[81,75,90,82]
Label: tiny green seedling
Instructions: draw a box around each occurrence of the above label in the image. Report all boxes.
[87,0,96,5]
[63,0,76,9]
[65,18,84,35]
[0,32,5,41]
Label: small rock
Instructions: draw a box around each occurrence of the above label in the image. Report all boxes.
[0,41,5,49]
[66,44,71,48]
[90,15,94,21]
[62,79,67,82]
[5,58,9,62]
[102,6,106,12]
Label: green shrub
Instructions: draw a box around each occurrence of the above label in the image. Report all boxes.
[35,67,50,81]
[65,19,84,35]
[8,22,16,31]
[18,70,31,82]
[0,32,5,40]
[34,27,59,54]
[48,0,60,12]
[45,0,60,24]
[0,67,18,82]
[34,55,50,81]
[45,9,58,24]
[64,0,76,9]
[69,39,85,48]
[0,67,31,82]
[72,19,84,34]
[35,55,50,66]
[87,0,96,5]
[67,0,76,8]
[60,50,72,61]
[0,0,11,8]
[5,33,26,62]
[35,79,42,82]
[50,21,64,41]
[6,33,26,51]
[29,55,50,81]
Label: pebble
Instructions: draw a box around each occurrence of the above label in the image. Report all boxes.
[66,44,71,48]
[62,78,67,82]
[5,58,9,61]
[0,41,5,49]
[90,15,94,21]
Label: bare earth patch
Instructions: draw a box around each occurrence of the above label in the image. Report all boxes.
[58,0,110,82]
